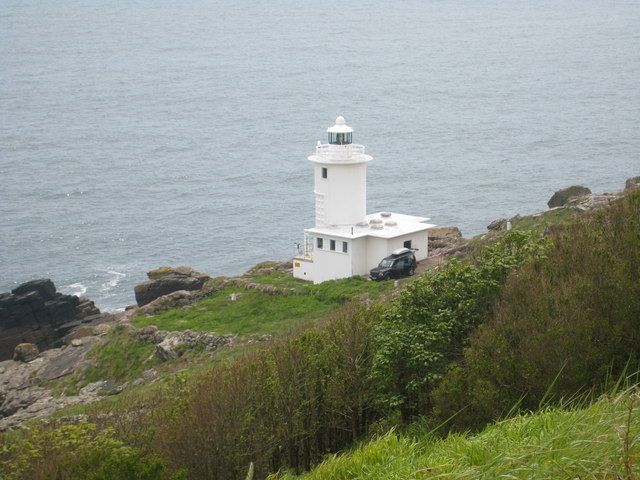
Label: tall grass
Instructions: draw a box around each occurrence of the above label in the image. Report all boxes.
[152,303,383,479]
[275,387,640,480]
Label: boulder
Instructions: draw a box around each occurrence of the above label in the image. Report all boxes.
[147,266,202,280]
[547,185,591,208]
[625,176,640,190]
[134,268,209,306]
[155,335,185,361]
[0,386,49,417]
[13,343,39,362]
[137,290,193,315]
[487,218,508,231]
[11,279,56,301]
[137,325,166,344]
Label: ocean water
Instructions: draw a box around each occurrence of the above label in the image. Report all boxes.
[1,0,638,310]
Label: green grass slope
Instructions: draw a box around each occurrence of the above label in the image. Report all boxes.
[276,389,639,480]
[132,275,391,335]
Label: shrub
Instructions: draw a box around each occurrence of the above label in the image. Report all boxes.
[0,422,179,480]
[432,190,640,431]
[154,304,383,479]
[371,230,547,420]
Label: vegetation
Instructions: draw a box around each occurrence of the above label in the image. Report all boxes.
[0,422,180,480]
[132,276,391,335]
[50,326,160,396]
[432,189,640,431]
[371,231,547,420]
[275,388,640,480]
[4,190,640,480]
[153,304,382,479]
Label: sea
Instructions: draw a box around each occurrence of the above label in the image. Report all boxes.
[1,0,638,310]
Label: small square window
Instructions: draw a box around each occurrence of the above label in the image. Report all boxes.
[403,240,412,249]
[330,239,336,251]
[322,167,327,179]
[342,241,348,253]
[317,237,323,249]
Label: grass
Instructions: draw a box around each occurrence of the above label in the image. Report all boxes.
[132,276,392,335]
[275,388,640,480]
[49,326,160,396]
[460,206,583,253]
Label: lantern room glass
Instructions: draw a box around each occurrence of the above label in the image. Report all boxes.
[328,132,352,145]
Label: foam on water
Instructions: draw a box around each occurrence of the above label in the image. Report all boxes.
[61,283,87,297]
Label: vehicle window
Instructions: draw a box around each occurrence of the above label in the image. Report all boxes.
[380,259,394,267]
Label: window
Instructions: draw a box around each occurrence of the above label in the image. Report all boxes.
[403,240,412,249]
[328,132,352,145]
[322,167,327,179]
[342,241,348,253]
[317,237,323,249]
[330,239,336,251]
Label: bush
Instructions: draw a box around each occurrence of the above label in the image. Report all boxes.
[0,422,179,480]
[432,190,640,431]
[154,304,383,479]
[371,231,547,420]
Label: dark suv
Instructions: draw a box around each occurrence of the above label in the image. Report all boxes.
[369,248,417,280]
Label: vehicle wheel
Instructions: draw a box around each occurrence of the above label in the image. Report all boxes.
[409,266,415,276]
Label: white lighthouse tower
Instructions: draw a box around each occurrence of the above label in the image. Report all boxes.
[310,115,372,227]
[293,116,435,283]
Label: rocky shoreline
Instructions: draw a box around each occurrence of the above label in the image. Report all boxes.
[1,176,638,431]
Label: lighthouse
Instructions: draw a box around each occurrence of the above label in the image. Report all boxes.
[310,115,371,227]
[293,116,435,283]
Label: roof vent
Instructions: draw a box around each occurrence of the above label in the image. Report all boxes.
[370,223,384,230]
[381,212,391,218]
[356,221,368,227]
[385,220,397,227]
[369,218,383,225]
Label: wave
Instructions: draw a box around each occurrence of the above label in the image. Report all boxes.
[100,270,126,293]
[63,282,87,297]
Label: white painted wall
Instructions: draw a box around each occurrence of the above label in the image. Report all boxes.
[314,163,366,226]
[385,232,429,262]
[293,257,314,281]
[310,236,353,283]
[350,237,369,276]
[365,237,390,271]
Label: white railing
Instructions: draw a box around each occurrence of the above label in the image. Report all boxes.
[312,143,367,162]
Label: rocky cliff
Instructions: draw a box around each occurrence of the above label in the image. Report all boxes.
[0,279,100,361]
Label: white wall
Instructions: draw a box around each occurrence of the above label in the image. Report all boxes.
[314,163,366,226]
[313,247,352,283]
[365,237,390,271]
[350,237,369,276]
[293,257,314,281]
[385,231,429,262]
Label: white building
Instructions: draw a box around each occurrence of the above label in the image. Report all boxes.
[293,116,436,283]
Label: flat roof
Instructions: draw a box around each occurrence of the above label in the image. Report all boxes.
[306,212,436,239]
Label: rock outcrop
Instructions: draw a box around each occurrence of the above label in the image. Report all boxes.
[0,280,101,361]
[625,176,640,190]
[134,326,235,361]
[547,185,591,208]
[427,226,463,257]
[13,343,39,363]
[134,267,209,307]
